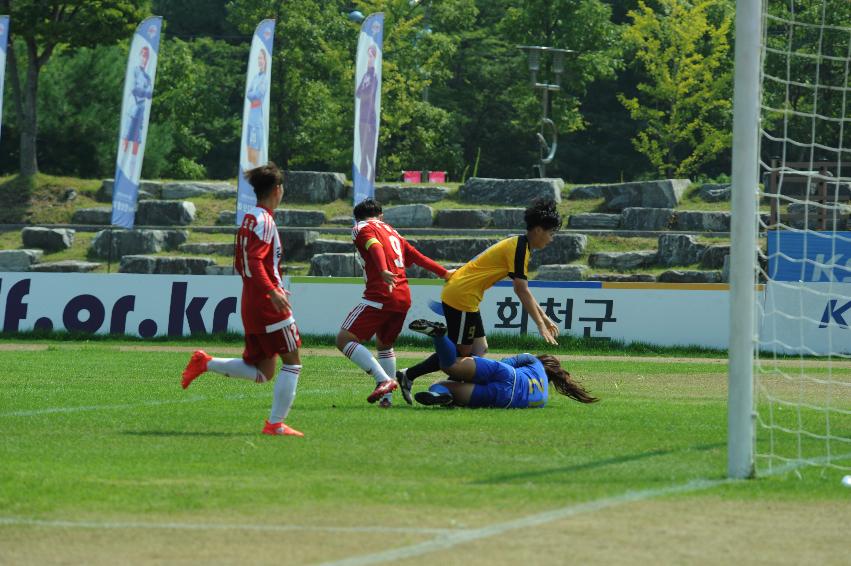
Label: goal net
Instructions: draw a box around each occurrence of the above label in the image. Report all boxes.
[752,0,851,474]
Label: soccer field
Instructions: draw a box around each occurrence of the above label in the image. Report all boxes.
[0,342,849,565]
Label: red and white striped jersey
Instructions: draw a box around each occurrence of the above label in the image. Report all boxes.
[234,206,292,334]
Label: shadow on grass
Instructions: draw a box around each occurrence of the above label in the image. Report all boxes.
[121,430,248,437]
[471,441,725,485]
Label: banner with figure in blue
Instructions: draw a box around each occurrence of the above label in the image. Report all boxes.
[0,16,9,144]
[111,16,162,229]
[236,19,275,225]
[352,13,384,206]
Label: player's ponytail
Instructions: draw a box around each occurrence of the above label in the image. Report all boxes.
[537,354,599,404]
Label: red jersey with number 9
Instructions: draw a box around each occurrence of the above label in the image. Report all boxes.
[352,218,415,312]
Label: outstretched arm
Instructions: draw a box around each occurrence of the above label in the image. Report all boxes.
[512,278,558,345]
[404,241,450,279]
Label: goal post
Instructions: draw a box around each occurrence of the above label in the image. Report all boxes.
[728,0,761,480]
[731,0,851,478]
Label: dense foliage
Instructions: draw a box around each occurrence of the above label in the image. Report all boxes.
[0,0,755,182]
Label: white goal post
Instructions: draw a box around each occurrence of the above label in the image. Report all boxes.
[730,0,851,478]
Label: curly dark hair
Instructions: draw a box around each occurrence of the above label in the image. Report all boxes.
[353,197,383,221]
[524,198,562,231]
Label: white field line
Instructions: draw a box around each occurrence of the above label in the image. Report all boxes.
[315,451,851,566]
[314,479,726,566]
[0,517,459,536]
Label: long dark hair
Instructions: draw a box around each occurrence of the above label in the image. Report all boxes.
[536,354,599,404]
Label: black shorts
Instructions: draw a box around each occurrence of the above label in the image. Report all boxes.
[442,302,485,345]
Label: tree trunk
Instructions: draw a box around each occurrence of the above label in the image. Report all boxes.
[18,39,40,176]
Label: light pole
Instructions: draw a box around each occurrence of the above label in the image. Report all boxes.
[518,46,573,178]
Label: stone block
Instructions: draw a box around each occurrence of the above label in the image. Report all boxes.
[136,200,196,226]
[119,255,215,275]
[697,183,731,202]
[459,177,562,206]
[71,207,111,225]
[406,262,464,280]
[282,230,320,262]
[283,171,347,203]
[206,265,237,276]
[374,185,449,204]
[567,185,604,200]
[534,264,588,281]
[218,211,237,226]
[90,229,166,259]
[586,273,656,282]
[383,204,434,227]
[311,239,353,254]
[620,208,675,230]
[657,234,706,267]
[588,251,657,271]
[308,253,364,277]
[96,179,163,202]
[528,234,588,269]
[787,203,849,230]
[435,209,492,228]
[700,245,730,269]
[29,260,100,273]
[161,181,235,200]
[274,209,326,227]
[601,179,690,211]
[675,211,731,232]
[0,249,43,271]
[657,270,722,283]
[21,227,75,252]
[407,237,500,263]
[491,208,526,229]
[179,243,233,255]
[568,213,621,230]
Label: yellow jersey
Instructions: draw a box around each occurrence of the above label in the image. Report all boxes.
[441,235,530,312]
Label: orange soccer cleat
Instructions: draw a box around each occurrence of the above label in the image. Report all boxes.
[367,379,398,404]
[262,420,304,437]
[181,350,212,389]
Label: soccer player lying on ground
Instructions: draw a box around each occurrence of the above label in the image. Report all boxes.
[337,197,455,407]
[408,319,598,408]
[397,198,563,404]
[181,162,304,437]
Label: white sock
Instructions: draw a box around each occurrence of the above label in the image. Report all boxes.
[342,341,390,382]
[207,357,268,383]
[269,364,300,424]
[377,348,396,400]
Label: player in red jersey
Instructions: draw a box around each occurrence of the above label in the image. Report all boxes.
[336,197,454,407]
[181,162,304,437]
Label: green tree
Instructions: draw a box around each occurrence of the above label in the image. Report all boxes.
[618,0,733,177]
[0,0,149,176]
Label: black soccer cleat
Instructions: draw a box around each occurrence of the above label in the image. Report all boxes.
[397,370,413,405]
[414,390,453,407]
[408,319,446,338]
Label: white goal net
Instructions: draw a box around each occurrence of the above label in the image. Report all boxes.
[753,0,851,473]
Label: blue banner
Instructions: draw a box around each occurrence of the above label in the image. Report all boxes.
[236,19,275,225]
[352,13,384,206]
[767,230,851,282]
[0,16,9,144]
[111,16,163,229]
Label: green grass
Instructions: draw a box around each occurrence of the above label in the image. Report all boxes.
[0,343,848,562]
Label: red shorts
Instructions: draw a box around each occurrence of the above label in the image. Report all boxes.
[341,303,406,344]
[242,321,301,365]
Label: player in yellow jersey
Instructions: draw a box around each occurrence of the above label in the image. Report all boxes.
[397,199,563,404]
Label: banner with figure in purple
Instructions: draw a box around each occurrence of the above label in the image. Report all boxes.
[236,19,275,225]
[111,16,162,229]
[0,16,9,144]
[352,13,384,206]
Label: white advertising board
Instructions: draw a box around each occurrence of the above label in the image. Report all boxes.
[0,273,733,349]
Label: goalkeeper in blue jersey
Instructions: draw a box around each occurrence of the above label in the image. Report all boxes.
[408,319,598,408]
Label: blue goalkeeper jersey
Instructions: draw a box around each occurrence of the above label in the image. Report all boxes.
[468,353,548,409]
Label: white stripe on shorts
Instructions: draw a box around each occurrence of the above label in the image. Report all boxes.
[342,304,367,330]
